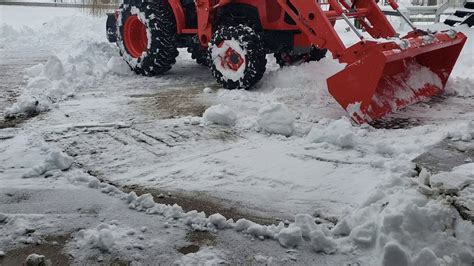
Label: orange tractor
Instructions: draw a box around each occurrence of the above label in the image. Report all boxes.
[106,0,466,123]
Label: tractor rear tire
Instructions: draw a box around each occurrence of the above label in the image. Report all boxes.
[275,47,327,67]
[117,2,178,76]
[209,25,267,90]
[187,44,209,67]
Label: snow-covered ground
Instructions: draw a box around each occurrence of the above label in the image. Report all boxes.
[0,5,473,265]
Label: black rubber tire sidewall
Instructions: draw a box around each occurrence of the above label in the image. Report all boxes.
[117,2,178,76]
[209,25,267,90]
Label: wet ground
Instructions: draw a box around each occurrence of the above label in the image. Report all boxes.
[0,49,48,128]
[414,138,474,173]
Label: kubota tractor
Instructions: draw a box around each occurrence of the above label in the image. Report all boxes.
[106,0,466,123]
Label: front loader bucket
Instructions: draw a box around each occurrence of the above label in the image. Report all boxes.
[327,31,467,124]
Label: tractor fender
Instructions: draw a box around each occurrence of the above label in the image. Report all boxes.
[216,4,262,30]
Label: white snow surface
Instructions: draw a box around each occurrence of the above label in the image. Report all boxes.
[202,104,237,126]
[1,5,474,265]
[257,102,295,136]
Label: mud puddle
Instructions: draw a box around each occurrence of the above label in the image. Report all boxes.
[121,185,278,226]
[130,85,220,119]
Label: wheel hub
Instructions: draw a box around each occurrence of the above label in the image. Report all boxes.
[217,41,245,72]
[123,15,148,58]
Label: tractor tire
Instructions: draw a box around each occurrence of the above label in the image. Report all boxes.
[275,47,327,67]
[187,44,209,67]
[209,25,267,90]
[116,2,178,76]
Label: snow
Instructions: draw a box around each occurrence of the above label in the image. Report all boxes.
[203,87,213,93]
[277,226,303,248]
[382,242,411,266]
[202,104,237,126]
[107,56,132,75]
[257,102,295,136]
[309,230,337,254]
[25,253,51,266]
[173,248,227,265]
[73,223,138,253]
[1,4,473,265]
[307,118,357,148]
[21,148,74,178]
[412,248,440,266]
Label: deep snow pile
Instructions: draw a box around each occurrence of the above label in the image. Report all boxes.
[2,11,127,117]
[4,43,122,117]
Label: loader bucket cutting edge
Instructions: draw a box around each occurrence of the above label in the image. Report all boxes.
[327,32,467,124]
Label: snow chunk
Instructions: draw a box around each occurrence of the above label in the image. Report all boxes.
[107,56,131,75]
[25,253,51,266]
[430,172,473,194]
[45,150,74,171]
[136,193,155,209]
[309,230,337,254]
[208,213,228,229]
[350,222,376,245]
[22,149,73,178]
[203,87,213,93]
[203,104,237,126]
[234,218,253,232]
[257,103,295,137]
[73,223,140,254]
[293,214,318,239]
[174,248,227,265]
[382,242,411,266]
[277,226,303,248]
[412,247,439,266]
[43,55,64,80]
[307,118,356,148]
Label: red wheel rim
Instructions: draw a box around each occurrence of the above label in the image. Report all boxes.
[218,41,245,71]
[123,15,148,58]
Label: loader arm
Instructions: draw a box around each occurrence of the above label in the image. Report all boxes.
[277,0,467,124]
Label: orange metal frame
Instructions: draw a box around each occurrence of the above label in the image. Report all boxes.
[165,0,401,60]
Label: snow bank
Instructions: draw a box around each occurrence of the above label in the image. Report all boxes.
[5,41,117,117]
[202,104,237,126]
[307,118,357,148]
[257,103,295,137]
[331,164,474,265]
[3,12,117,117]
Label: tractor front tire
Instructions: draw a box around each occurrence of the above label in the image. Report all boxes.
[188,44,209,67]
[209,25,267,90]
[117,2,178,76]
[275,47,327,67]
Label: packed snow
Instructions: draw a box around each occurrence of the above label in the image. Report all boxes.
[257,102,295,136]
[202,104,237,126]
[1,4,473,265]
